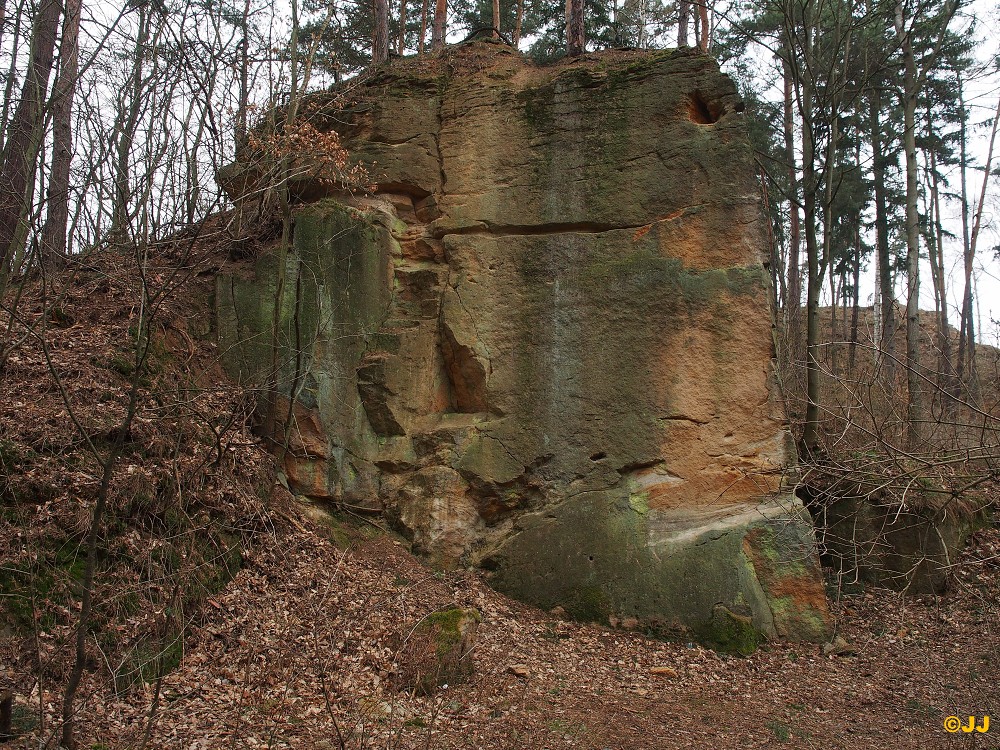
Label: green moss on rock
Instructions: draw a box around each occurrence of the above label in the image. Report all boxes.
[399,607,481,694]
[695,605,765,656]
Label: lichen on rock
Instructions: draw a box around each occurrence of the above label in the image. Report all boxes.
[216,42,831,645]
[397,607,480,695]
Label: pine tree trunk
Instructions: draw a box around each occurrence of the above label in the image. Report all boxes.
[801,69,822,453]
[493,0,500,37]
[419,0,428,52]
[431,0,446,50]
[566,0,584,56]
[677,0,689,46]
[849,222,861,370]
[514,0,523,48]
[957,79,973,385]
[829,269,839,374]
[926,137,952,398]
[698,0,709,51]
[869,88,894,378]
[373,0,390,64]
[782,55,800,338]
[399,0,408,53]
[41,0,83,268]
[898,5,922,449]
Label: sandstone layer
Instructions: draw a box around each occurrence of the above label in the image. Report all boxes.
[216,42,831,642]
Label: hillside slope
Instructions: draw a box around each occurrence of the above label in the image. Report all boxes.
[0,251,997,748]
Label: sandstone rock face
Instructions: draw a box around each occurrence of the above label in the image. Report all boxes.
[217,42,831,641]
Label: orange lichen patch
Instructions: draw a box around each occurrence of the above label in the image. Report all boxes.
[742,527,832,640]
[283,456,333,499]
[273,397,328,459]
[651,209,761,270]
[632,224,652,242]
[638,470,782,511]
[648,297,775,439]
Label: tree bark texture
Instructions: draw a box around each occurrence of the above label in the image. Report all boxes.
[398,0,408,53]
[566,0,584,56]
[0,0,61,291]
[698,1,709,50]
[41,0,83,266]
[431,0,446,50]
[373,0,390,64]
[898,6,922,449]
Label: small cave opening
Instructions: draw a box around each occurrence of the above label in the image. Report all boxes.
[687,92,721,125]
[590,452,607,462]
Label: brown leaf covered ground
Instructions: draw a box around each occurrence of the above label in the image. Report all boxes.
[1,247,997,750]
[7,509,997,750]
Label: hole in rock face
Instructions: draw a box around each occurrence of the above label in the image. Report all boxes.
[687,92,721,124]
[590,452,607,461]
[588,556,595,562]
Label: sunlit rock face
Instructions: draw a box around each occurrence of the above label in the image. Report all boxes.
[217,42,831,642]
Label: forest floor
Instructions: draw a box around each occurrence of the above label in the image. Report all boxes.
[7,504,997,750]
[1,251,996,750]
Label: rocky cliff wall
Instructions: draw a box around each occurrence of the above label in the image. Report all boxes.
[216,42,831,643]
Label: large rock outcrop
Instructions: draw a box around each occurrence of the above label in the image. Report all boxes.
[216,42,831,642]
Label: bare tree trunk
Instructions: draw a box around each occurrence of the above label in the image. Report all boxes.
[802,72,823,453]
[962,94,1000,383]
[236,0,252,146]
[110,6,153,245]
[782,53,800,364]
[41,0,83,267]
[897,2,922,449]
[431,0,446,51]
[0,0,62,294]
[956,78,973,384]
[0,0,30,156]
[514,0,523,48]
[677,0,689,46]
[849,221,861,370]
[869,87,894,378]
[566,0,584,56]
[419,0,428,52]
[698,0,709,51]
[926,135,952,397]
[373,0,390,64]
[398,0,408,53]
[829,266,838,373]
[0,0,7,51]
[492,0,500,37]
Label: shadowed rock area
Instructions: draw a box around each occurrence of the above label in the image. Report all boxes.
[216,42,831,643]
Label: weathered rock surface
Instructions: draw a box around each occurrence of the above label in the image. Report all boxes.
[815,495,984,595]
[217,42,831,642]
[397,607,480,694]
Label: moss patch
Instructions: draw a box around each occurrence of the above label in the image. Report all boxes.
[400,607,481,694]
[694,605,765,656]
[422,607,481,655]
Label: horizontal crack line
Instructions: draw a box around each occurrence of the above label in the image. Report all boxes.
[436,207,707,239]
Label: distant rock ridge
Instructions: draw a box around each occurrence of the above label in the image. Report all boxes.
[216,42,832,644]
